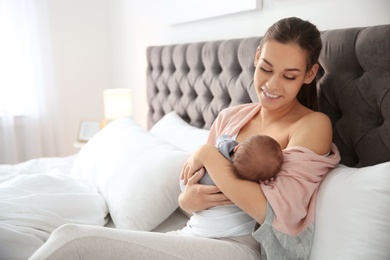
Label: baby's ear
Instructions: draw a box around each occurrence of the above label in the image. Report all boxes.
[233,144,240,153]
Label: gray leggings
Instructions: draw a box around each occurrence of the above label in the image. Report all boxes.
[29,224,262,260]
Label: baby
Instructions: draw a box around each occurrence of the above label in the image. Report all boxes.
[199,134,283,185]
[180,134,283,238]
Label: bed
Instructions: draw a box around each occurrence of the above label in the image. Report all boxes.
[1,24,389,260]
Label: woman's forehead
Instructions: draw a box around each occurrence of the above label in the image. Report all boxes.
[260,40,307,69]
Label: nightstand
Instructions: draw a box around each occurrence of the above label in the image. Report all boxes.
[73,141,86,151]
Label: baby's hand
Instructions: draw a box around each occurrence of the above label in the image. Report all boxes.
[260,177,275,185]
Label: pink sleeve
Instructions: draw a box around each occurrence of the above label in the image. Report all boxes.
[206,116,221,145]
[261,144,340,236]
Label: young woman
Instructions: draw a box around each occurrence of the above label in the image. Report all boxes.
[30,17,340,260]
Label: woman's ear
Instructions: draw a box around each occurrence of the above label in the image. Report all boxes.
[254,46,260,67]
[304,63,319,84]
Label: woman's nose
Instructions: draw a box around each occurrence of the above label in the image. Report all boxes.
[266,75,279,91]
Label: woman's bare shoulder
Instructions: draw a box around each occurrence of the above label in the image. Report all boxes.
[289,111,333,155]
[301,110,331,126]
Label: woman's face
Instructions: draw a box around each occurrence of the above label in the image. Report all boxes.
[254,40,317,111]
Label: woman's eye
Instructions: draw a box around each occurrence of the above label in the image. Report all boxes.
[260,67,272,73]
[284,75,296,81]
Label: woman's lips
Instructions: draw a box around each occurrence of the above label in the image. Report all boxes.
[261,87,280,99]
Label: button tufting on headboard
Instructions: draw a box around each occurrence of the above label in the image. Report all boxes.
[317,25,390,167]
[146,24,390,167]
[147,37,261,129]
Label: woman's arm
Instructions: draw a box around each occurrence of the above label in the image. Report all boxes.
[189,144,268,224]
[178,169,233,214]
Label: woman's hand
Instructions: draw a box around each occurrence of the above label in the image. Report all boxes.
[178,168,233,214]
[180,146,206,185]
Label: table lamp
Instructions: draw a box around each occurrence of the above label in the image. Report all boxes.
[102,88,132,127]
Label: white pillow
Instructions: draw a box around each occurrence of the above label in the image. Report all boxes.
[71,117,190,231]
[150,111,210,153]
[310,162,390,260]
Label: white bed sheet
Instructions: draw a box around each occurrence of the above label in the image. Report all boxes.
[0,155,109,260]
[104,208,189,233]
[152,208,189,233]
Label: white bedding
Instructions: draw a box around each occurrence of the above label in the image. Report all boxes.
[0,115,200,260]
[1,113,390,260]
[0,156,109,260]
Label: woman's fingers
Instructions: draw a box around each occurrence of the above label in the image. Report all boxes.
[180,162,188,182]
[198,184,233,207]
[179,163,185,180]
[178,173,233,214]
[180,161,193,184]
[180,156,202,185]
[186,168,205,185]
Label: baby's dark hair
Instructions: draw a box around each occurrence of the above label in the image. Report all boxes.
[231,135,283,182]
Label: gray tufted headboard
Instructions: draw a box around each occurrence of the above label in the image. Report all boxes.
[146,24,390,168]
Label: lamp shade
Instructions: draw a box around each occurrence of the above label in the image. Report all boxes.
[103,88,132,120]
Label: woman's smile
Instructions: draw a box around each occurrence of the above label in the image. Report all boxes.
[261,86,281,100]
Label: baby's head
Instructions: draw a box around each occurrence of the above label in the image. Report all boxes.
[232,135,283,182]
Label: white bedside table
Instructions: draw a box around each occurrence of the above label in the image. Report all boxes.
[73,141,86,151]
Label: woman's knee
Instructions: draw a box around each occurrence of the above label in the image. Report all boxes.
[30,224,101,259]
[52,223,83,235]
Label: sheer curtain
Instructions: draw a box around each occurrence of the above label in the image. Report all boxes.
[0,0,60,164]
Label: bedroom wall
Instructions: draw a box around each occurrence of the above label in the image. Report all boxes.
[48,0,390,157]
[110,0,390,130]
[46,0,114,156]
